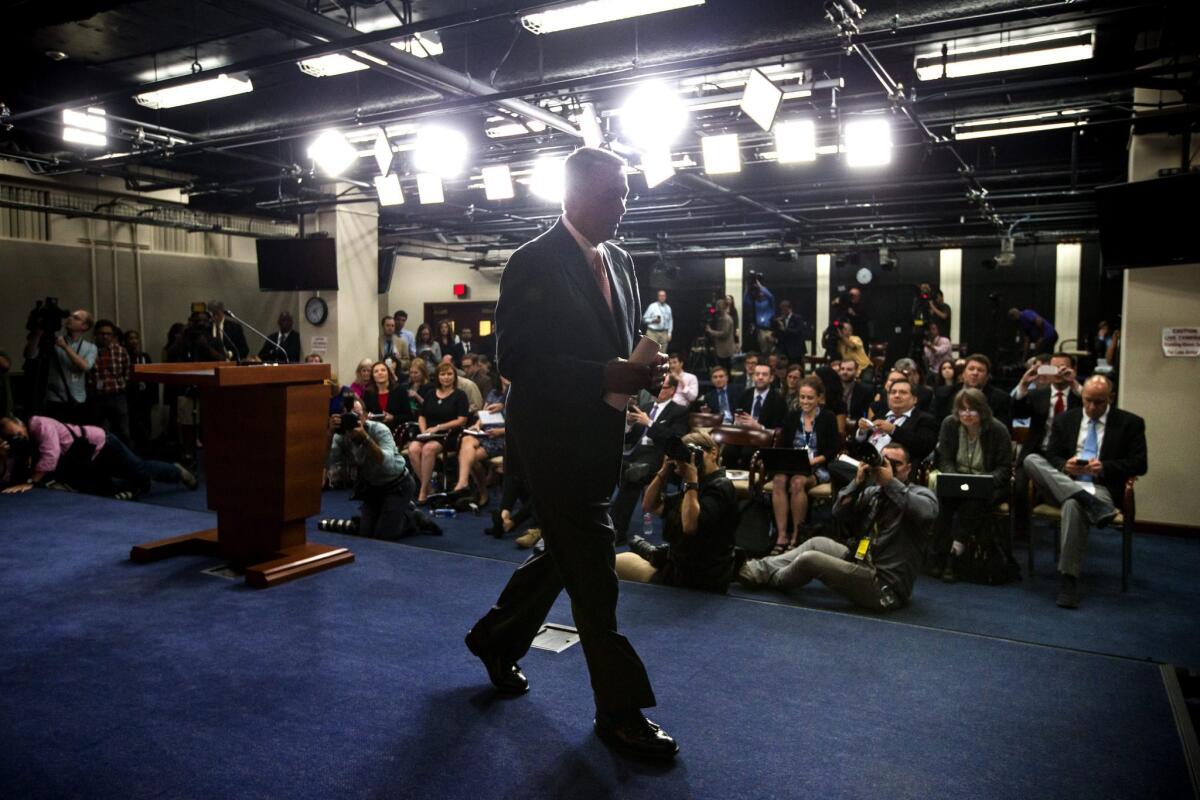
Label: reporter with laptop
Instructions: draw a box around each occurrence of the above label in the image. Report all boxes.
[927,388,1012,582]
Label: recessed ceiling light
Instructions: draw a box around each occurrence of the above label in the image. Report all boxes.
[45,50,69,62]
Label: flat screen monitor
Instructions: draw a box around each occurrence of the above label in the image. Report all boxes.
[1096,171,1200,269]
[256,237,338,290]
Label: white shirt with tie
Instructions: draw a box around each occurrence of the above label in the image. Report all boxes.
[638,400,671,446]
[857,407,913,452]
[1074,408,1108,459]
[1043,386,1071,447]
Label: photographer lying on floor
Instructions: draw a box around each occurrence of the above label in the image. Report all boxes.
[322,398,441,540]
[737,443,937,611]
[615,431,739,593]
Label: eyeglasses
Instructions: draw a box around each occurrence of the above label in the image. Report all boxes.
[957,409,980,417]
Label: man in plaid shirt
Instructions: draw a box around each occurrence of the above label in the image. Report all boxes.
[89,319,132,443]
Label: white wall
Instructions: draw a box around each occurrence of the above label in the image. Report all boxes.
[381,255,501,329]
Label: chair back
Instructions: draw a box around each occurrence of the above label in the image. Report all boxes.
[689,411,723,430]
[709,425,777,450]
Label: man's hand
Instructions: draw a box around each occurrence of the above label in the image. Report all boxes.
[2,482,33,494]
[348,415,368,443]
[1064,457,1088,476]
[1060,367,1080,391]
[486,428,505,439]
[604,359,655,394]
[657,459,676,480]
[1084,459,1104,477]
[676,460,699,483]
[55,336,69,350]
[734,412,761,430]
[874,458,894,486]
[1020,364,1040,386]
[857,417,874,433]
[627,407,651,427]
[855,461,870,484]
[484,402,504,413]
[873,418,896,435]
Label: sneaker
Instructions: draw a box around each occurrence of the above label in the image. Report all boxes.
[514,528,542,549]
[175,463,198,490]
[736,559,764,589]
[113,490,136,501]
[1056,573,1080,609]
[940,554,958,584]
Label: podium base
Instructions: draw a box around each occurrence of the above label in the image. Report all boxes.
[130,529,353,588]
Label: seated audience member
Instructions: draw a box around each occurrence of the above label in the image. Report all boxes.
[445,356,483,412]
[363,361,414,430]
[1010,353,1083,535]
[893,358,934,413]
[812,363,848,436]
[928,388,1013,581]
[89,319,132,443]
[406,360,433,417]
[350,358,374,400]
[616,431,739,592]
[407,362,470,503]
[453,377,509,506]
[837,358,874,422]
[414,323,440,366]
[936,359,960,388]
[611,377,690,544]
[0,415,196,499]
[933,354,1012,426]
[768,377,839,554]
[324,398,440,540]
[702,365,736,424]
[123,330,155,455]
[738,443,936,611]
[259,311,301,363]
[837,320,871,376]
[305,353,324,363]
[1023,376,1147,608]
[24,307,97,425]
[461,353,493,399]
[922,321,953,376]
[867,370,908,419]
[667,353,699,408]
[737,353,759,395]
[725,363,788,469]
[781,363,804,411]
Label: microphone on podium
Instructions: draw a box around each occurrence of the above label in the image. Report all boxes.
[224,308,290,363]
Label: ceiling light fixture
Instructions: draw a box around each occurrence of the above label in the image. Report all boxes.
[134,73,253,109]
[417,173,445,204]
[521,0,705,34]
[390,31,444,58]
[374,174,405,206]
[739,69,783,131]
[413,125,469,179]
[373,129,394,176]
[529,157,567,202]
[843,118,892,167]
[61,107,107,148]
[307,129,358,177]
[483,116,548,138]
[701,133,741,174]
[297,53,369,77]
[915,29,1094,81]
[618,82,689,151]
[773,119,816,163]
[482,164,515,200]
[578,102,605,148]
[951,108,1088,140]
[640,148,676,189]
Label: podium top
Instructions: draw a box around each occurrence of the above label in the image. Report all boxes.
[133,362,332,388]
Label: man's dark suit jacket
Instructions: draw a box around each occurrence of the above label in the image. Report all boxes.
[703,386,737,421]
[497,218,638,496]
[623,400,690,468]
[934,382,1012,427]
[450,340,480,367]
[877,407,940,465]
[258,329,301,363]
[773,313,807,361]
[1044,407,1147,502]
[216,319,249,361]
[840,380,874,420]
[1012,386,1082,462]
[736,387,788,430]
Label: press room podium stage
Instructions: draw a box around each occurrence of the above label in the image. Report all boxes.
[129,362,353,588]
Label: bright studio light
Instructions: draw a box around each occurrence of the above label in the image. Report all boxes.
[521,0,705,35]
[529,157,566,202]
[619,82,689,151]
[774,119,816,163]
[374,174,405,206]
[481,164,515,200]
[701,133,740,174]
[134,73,253,109]
[739,68,783,131]
[843,118,892,167]
[417,173,445,204]
[62,107,108,147]
[372,129,394,176]
[307,129,358,177]
[640,148,675,189]
[413,126,469,179]
[915,29,1094,81]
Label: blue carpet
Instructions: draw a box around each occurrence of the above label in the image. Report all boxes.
[136,477,1200,667]
[0,490,1194,799]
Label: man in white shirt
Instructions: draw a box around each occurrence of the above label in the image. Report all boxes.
[642,289,673,352]
[667,353,698,408]
[391,310,417,359]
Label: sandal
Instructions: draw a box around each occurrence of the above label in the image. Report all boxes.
[769,542,789,556]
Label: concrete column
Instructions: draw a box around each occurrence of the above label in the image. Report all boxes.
[298,190,378,383]
[815,253,831,352]
[1054,243,1082,348]
[938,248,962,344]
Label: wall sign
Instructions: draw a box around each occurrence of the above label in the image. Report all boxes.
[1161,327,1200,357]
[310,335,328,354]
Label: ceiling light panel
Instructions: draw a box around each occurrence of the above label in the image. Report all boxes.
[374,174,405,206]
[915,29,1094,81]
[413,126,469,179]
[640,148,676,188]
[482,165,515,200]
[529,158,567,202]
[373,129,394,176]
[307,130,358,177]
[521,0,705,35]
[843,118,892,167]
[774,119,816,163]
[701,134,741,174]
[297,53,369,77]
[134,73,253,109]
[619,82,689,150]
[417,173,445,204]
[390,32,444,58]
[739,69,783,131]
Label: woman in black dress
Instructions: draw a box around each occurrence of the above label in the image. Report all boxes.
[407,361,469,503]
[769,376,840,553]
[363,361,414,431]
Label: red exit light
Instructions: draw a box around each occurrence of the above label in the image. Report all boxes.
[453,283,469,298]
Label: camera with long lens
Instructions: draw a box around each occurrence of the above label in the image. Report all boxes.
[664,436,704,467]
[338,389,360,434]
[851,437,884,468]
[25,297,69,336]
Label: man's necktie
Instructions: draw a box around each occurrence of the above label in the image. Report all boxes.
[752,395,763,420]
[719,390,729,417]
[1078,418,1098,482]
[1053,390,1065,416]
[591,249,613,312]
[648,404,660,422]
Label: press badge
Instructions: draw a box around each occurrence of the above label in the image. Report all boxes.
[855,537,870,560]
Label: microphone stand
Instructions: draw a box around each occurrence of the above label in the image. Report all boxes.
[225,310,289,363]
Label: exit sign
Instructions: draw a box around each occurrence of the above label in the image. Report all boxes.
[453,283,469,298]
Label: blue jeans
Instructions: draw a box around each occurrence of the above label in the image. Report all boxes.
[101,433,181,493]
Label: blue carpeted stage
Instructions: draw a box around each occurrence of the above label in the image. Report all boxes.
[2,487,1197,799]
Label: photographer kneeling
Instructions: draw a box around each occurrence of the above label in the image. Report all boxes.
[615,431,739,593]
[324,398,441,539]
[737,443,937,611]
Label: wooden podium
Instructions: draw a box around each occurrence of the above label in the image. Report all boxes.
[129,362,353,588]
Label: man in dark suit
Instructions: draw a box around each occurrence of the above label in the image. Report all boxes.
[724,363,788,468]
[464,147,677,759]
[1010,354,1082,536]
[450,326,478,367]
[771,300,807,361]
[258,311,301,363]
[934,353,1011,426]
[836,358,874,421]
[1023,375,1147,608]
[702,365,736,424]
[830,376,939,490]
[611,376,690,543]
[208,301,248,361]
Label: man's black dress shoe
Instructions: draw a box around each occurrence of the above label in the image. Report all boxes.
[464,629,528,695]
[1056,572,1081,609]
[594,710,679,760]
